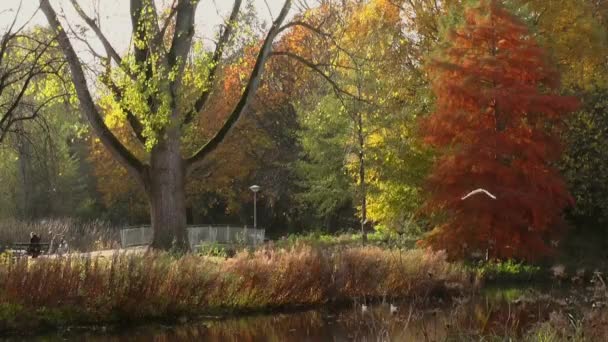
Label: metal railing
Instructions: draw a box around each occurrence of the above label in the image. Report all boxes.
[119,225,265,249]
[120,226,154,247]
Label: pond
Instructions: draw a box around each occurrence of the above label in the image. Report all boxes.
[5,284,604,341]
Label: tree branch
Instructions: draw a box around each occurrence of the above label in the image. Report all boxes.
[40,0,146,179]
[167,0,200,102]
[0,92,67,143]
[186,0,292,172]
[183,0,242,125]
[100,69,147,144]
[0,35,53,134]
[277,20,330,37]
[69,0,126,72]
[153,0,178,50]
[270,51,368,102]
[131,0,160,66]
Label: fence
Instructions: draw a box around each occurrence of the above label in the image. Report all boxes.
[119,225,265,249]
[120,226,154,247]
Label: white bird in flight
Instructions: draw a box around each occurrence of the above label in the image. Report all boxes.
[461,188,497,200]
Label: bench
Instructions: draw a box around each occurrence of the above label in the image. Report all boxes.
[10,242,50,258]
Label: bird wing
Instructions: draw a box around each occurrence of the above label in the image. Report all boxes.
[461,188,497,200]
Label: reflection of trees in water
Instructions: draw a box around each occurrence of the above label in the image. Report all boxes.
[197,311,335,342]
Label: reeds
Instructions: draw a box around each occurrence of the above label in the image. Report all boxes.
[0,244,470,330]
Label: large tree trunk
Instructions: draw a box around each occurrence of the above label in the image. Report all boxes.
[145,131,188,250]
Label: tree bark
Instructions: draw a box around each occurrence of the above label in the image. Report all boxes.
[357,112,367,243]
[145,128,188,250]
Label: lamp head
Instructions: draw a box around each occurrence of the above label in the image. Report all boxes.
[249,185,261,193]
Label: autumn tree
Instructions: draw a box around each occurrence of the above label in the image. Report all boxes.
[512,0,608,90]
[39,0,297,249]
[88,43,291,226]
[295,0,437,235]
[420,0,578,261]
[86,5,321,230]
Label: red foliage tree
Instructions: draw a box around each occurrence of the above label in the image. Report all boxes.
[420,0,579,261]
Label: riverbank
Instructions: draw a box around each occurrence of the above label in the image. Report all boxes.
[8,284,607,341]
[0,244,471,335]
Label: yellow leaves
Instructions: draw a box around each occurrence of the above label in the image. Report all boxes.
[517,0,608,89]
[98,93,125,130]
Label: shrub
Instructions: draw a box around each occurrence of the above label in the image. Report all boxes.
[473,260,542,282]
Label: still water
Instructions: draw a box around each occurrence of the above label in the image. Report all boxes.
[4,285,589,341]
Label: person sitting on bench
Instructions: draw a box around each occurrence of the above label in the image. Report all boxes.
[28,232,41,258]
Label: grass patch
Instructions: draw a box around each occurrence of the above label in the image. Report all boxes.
[472,260,543,283]
[276,230,418,250]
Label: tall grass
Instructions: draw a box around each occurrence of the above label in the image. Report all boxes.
[0,244,470,332]
[0,218,120,252]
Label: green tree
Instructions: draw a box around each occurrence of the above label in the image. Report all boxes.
[296,94,356,231]
[561,89,608,226]
[295,0,434,235]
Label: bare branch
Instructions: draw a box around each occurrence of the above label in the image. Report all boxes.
[263,0,275,21]
[277,20,330,36]
[69,0,124,68]
[0,33,55,135]
[167,0,201,102]
[270,51,368,102]
[154,0,178,50]
[186,0,292,172]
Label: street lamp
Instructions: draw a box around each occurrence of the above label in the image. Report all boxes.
[249,185,261,228]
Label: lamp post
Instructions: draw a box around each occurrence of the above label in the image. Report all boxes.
[249,185,261,228]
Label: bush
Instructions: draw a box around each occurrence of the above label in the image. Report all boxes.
[197,242,230,258]
[473,260,542,283]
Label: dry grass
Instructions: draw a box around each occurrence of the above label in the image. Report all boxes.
[0,244,470,331]
[0,218,120,252]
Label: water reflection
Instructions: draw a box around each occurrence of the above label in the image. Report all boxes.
[12,286,581,341]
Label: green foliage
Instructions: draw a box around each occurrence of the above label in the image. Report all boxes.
[511,0,608,90]
[197,242,229,258]
[295,0,433,234]
[561,88,608,225]
[473,260,541,282]
[0,101,97,220]
[296,95,355,220]
[275,230,417,250]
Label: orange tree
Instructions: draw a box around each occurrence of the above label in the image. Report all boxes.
[420,0,578,261]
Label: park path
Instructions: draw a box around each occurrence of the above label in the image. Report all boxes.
[39,246,148,259]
